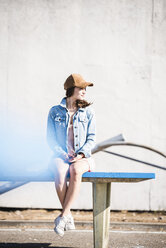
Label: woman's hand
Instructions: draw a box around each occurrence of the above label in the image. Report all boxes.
[61,151,85,163]
[68,153,84,163]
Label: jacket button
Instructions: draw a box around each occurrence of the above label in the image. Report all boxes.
[75,135,78,138]
[76,144,78,146]
[74,126,77,128]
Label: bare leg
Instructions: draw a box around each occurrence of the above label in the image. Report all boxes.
[49,157,69,207]
[62,159,89,216]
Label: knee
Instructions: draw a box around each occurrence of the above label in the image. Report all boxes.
[55,176,67,192]
[69,165,82,180]
[53,163,69,188]
[55,168,68,185]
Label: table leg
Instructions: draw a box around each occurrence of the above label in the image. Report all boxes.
[93,182,111,248]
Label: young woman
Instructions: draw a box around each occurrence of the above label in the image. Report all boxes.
[47,73,96,236]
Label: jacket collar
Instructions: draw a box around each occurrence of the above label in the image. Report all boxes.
[60,97,67,109]
[60,97,85,112]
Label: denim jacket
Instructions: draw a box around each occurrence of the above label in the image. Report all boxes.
[47,97,96,158]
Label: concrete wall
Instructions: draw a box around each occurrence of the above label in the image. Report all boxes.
[0,0,166,210]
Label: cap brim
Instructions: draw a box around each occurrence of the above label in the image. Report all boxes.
[80,82,94,88]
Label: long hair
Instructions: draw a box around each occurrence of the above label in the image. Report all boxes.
[66,87,92,108]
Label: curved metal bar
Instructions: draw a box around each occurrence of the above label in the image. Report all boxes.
[92,134,125,154]
[103,150,166,171]
[92,135,166,158]
[106,143,166,158]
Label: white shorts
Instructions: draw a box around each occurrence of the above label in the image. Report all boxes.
[81,157,95,172]
[50,155,95,173]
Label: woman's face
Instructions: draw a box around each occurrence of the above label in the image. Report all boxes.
[73,87,86,100]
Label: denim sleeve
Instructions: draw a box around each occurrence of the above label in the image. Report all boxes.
[77,110,96,158]
[47,108,66,157]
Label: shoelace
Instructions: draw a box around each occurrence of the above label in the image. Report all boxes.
[67,216,73,223]
[57,218,66,229]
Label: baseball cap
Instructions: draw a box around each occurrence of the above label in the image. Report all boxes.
[64,74,93,90]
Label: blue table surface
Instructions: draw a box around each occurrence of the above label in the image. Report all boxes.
[82,172,155,179]
[0,171,155,181]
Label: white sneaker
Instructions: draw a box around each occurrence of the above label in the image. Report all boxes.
[65,215,75,231]
[54,215,68,237]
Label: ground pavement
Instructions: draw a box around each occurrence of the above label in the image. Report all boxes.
[0,209,166,248]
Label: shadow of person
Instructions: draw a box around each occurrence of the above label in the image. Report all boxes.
[0,243,74,248]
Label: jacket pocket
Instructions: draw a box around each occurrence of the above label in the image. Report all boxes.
[54,115,66,127]
[79,114,88,123]
[54,116,65,122]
